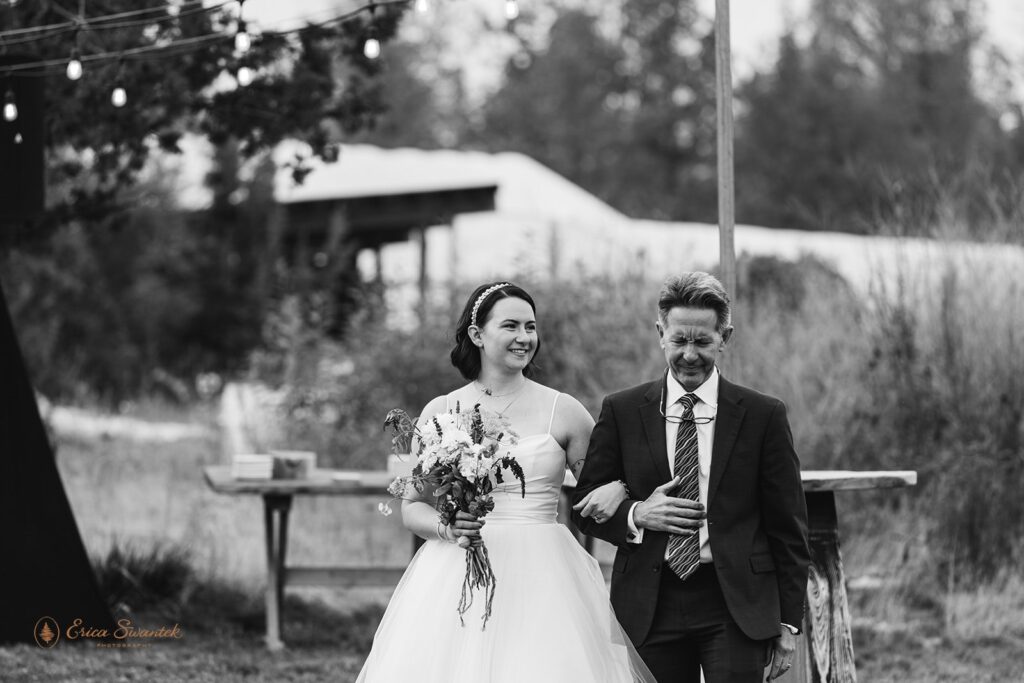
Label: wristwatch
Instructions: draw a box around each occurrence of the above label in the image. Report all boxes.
[781,623,801,636]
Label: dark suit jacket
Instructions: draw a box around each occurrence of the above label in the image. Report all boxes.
[571,375,811,644]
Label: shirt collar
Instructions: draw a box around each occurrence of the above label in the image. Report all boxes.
[665,366,719,409]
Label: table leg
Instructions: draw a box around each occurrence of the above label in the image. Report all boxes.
[800,490,857,683]
[263,494,293,651]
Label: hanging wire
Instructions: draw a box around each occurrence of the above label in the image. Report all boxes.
[0,0,219,40]
[0,0,409,77]
[0,2,230,48]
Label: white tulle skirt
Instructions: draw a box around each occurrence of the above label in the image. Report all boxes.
[355,521,655,682]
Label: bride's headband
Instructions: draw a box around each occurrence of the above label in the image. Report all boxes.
[470,282,511,328]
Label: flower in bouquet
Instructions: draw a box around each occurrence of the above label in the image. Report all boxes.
[382,402,526,627]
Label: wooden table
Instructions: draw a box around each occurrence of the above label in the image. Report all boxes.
[787,470,917,683]
[204,465,916,671]
[203,466,403,651]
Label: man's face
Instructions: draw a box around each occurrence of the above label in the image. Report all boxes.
[657,306,733,391]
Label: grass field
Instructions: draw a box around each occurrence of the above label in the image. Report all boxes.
[5,401,1024,681]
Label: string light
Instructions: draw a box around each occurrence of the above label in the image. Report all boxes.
[235,0,251,54]
[234,20,251,53]
[3,87,17,122]
[363,2,380,60]
[66,47,83,80]
[14,132,23,144]
[233,0,250,52]
[363,35,380,59]
[0,1,396,79]
[237,65,254,86]
[414,0,430,12]
[504,0,519,21]
[110,58,127,107]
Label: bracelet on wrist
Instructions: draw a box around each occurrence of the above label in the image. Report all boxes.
[617,479,630,497]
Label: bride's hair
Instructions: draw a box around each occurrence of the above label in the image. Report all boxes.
[450,282,541,380]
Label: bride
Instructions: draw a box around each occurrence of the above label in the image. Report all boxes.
[355,282,656,682]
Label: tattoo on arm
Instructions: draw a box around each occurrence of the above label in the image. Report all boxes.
[570,458,585,474]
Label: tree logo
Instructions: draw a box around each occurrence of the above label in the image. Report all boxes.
[34,617,60,649]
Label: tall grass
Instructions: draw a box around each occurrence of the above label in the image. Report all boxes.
[269,249,1024,592]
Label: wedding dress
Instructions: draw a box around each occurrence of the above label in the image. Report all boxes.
[355,389,655,682]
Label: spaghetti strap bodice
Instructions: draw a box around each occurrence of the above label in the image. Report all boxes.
[488,432,566,525]
[445,386,566,525]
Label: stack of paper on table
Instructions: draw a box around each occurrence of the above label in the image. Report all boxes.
[231,454,273,480]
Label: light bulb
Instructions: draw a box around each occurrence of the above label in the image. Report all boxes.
[14,132,23,144]
[111,86,127,108]
[505,0,519,20]
[235,32,251,53]
[363,37,381,59]
[237,66,254,86]
[3,90,16,122]
[235,22,251,52]
[66,56,83,81]
[414,0,429,12]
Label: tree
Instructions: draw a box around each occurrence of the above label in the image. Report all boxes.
[0,0,405,234]
[736,33,884,232]
[615,0,717,221]
[354,25,475,149]
[475,1,719,221]
[477,9,630,203]
[0,1,408,401]
[735,0,1017,233]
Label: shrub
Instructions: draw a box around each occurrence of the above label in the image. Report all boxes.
[93,541,194,618]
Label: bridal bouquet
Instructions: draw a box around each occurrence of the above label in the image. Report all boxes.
[382,403,525,628]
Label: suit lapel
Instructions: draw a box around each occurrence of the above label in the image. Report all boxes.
[638,380,671,482]
[708,377,744,508]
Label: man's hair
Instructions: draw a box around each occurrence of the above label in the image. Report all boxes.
[657,272,731,331]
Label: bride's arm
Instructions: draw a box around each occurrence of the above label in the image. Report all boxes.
[574,481,628,522]
[561,394,596,479]
[400,396,483,546]
[561,396,627,523]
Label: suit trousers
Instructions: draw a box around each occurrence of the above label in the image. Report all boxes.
[638,563,770,683]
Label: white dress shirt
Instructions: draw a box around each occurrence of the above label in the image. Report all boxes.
[627,367,719,564]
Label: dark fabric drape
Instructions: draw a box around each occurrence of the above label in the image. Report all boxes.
[0,276,114,645]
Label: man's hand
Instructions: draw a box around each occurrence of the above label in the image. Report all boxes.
[765,630,797,680]
[632,476,705,534]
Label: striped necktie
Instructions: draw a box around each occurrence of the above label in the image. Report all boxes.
[666,393,701,580]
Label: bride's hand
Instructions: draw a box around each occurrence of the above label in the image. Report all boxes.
[573,480,628,524]
[446,510,484,547]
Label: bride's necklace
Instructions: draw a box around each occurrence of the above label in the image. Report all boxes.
[474,379,525,398]
[474,379,526,415]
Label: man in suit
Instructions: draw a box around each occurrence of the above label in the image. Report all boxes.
[572,272,810,683]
